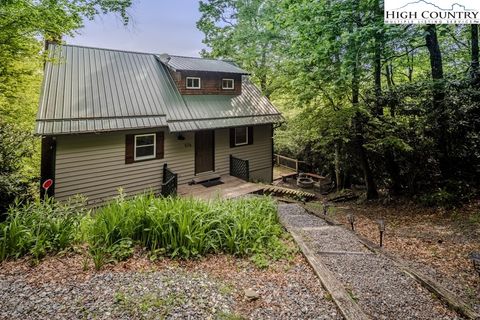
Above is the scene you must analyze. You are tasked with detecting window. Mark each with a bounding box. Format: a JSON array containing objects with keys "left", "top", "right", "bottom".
[
  {"left": 222, "top": 78, "right": 234, "bottom": 90},
  {"left": 235, "top": 127, "right": 248, "bottom": 146},
  {"left": 134, "top": 134, "right": 156, "bottom": 161},
  {"left": 186, "top": 77, "right": 201, "bottom": 89}
]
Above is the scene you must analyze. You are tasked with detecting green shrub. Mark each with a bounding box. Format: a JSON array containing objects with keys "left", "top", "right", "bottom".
[
  {"left": 0, "top": 122, "right": 38, "bottom": 215},
  {"left": 1, "top": 194, "right": 289, "bottom": 267},
  {"left": 0, "top": 197, "right": 85, "bottom": 261},
  {"left": 83, "top": 194, "right": 287, "bottom": 261}
]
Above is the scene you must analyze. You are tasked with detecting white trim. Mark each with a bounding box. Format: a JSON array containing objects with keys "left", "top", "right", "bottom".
[
  {"left": 222, "top": 78, "right": 235, "bottom": 90},
  {"left": 234, "top": 127, "right": 248, "bottom": 146},
  {"left": 186, "top": 77, "right": 201, "bottom": 89},
  {"left": 134, "top": 133, "right": 156, "bottom": 161}
]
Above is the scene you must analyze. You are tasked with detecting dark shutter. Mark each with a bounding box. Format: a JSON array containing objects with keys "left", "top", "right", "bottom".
[
  {"left": 230, "top": 128, "right": 235, "bottom": 148},
  {"left": 248, "top": 126, "right": 254, "bottom": 145},
  {"left": 40, "top": 136, "right": 56, "bottom": 199},
  {"left": 156, "top": 131, "right": 164, "bottom": 159},
  {"left": 125, "top": 134, "right": 134, "bottom": 164}
]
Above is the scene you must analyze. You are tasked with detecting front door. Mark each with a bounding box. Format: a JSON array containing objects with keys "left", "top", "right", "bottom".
[{"left": 195, "top": 130, "right": 214, "bottom": 174}]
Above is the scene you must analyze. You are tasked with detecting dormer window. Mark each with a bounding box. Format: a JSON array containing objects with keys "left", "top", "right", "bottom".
[
  {"left": 186, "top": 77, "right": 201, "bottom": 89},
  {"left": 222, "top": 78, "right": 234, "bottom": 90}
]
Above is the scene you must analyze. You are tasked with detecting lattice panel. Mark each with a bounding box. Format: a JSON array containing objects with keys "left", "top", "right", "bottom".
[{"left": 230, "top": 155, "right": 249, "bottom": 181}]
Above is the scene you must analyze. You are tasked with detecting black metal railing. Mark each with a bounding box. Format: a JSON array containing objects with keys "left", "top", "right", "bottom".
[
  {"left": 161, "top": 163, "right": 178, "bottom": 197},
  {"left": 230, "top": 155, "right": 249, "bottom": 181}
]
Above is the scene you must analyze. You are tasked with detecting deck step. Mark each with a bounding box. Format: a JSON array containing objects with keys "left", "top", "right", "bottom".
[
  {"left": 263, "top": 185, "right": 316, "bottom": 199},
  {"left": 192, "top": 174, "right": 221, "bottom": 185}
]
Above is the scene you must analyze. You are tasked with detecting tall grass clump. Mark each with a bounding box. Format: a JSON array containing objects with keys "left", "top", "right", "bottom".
[
  {"left": 0, "top": 197, "right": 85, "bottom": 261},
  {"left": 83, "top": 194, "right": 288, "bottom": 263},
  {"left": 0, "top": 193, "right": 290, "bottom": 268}
]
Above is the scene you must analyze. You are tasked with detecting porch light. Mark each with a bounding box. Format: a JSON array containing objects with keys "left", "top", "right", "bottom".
[
  {"left": 377, "top": 218, "right": 385, "bottom": 247},
  {"left": 177, "top": 134, "right": 185, "bottom": 140},
  {"left": 347, "top": 213, "right": 355, "bottom": 231}
]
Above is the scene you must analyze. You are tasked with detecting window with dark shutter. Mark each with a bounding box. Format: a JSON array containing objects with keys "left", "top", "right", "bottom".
[
  {"left": 134, "top": 134, "right": 156, "bottom": 161},
  {"left": 126, "top": 132, "right": 164, "bottom": 163},
  {"left": 230, "top": 126, "right": 254, "bottom": 147}
]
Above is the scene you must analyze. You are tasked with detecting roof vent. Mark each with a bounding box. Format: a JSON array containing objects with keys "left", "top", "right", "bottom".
[{"left": 158, "top": 53, "right": 171, "bottom": 64}]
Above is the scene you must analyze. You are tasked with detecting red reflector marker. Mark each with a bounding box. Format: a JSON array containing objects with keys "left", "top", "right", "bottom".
[{"left": 42, "top": 179, "right": 53, "bottom": 191}]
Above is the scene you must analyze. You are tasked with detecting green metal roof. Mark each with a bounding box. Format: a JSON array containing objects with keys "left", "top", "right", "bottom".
[
  {"left": 167, "top": 78, "right": 283, "bottom": 132},
  {"left": 36, "top": 45, "right": 282, "bottom": 135},
  {"left": 158, "top": 54, "right": 249, "bottom": 74}
]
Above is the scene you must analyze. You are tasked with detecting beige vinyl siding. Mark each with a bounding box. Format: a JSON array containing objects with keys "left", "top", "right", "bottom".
[
  {"left": 54, "top": 124, "right": 272, "bottom": 206},
  {"left": 213, "top": 125, "right": 273, "bottom": 180},
  {"left": 55, "top": 128, "right": 195, "bottom": 206}
]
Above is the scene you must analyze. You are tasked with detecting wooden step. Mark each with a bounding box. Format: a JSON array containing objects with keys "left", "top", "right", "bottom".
[
  {"left": 263, "top": 185, "right": 316, "bottom": 199},
  {"left": 192, "top": 174, "right": 221, "bottom": 184}
]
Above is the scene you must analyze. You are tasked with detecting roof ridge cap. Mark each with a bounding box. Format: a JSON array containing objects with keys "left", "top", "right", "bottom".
[{"left": 60, "top": 43, "right": 156, "bottom": 56}]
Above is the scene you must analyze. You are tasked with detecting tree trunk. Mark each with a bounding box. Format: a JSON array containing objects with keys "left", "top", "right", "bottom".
[
  {"left": 471, "top": 24, "right": 479, "bottom": 83},
  {"left": 425, "top": 24, "right": 451, "bottom": 180},
  {"left": 259, "top": 45, "right": 269, "bottom": 98},
  {"left": 352, "top": 60, "right": 378, "bottom": 199},
  {"left": 334, "top": 142, "right": 342, "bottom": 192},
  {"left": 373, "top": 0, "right": 383, "bottom": 116}
]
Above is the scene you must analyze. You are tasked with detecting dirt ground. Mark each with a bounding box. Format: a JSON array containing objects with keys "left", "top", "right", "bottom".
[{"left": 306, "top": 197, "right": 480, "bottom": 313}]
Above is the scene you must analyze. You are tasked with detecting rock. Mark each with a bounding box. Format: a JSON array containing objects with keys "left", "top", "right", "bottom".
[{"left": 244, "top": 288, "right": 260, "bottom": 301}]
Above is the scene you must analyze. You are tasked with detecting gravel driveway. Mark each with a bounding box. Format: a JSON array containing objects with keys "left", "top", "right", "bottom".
[{"left": 0, "top": 253, "right": 341, "bottom": 320}]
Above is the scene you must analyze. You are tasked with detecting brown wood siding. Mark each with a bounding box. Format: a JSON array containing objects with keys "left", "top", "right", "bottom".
[
  {"left": 169, "top": 70, "right": 242, "bottom": 95},
  {"left": 54, "top": 125, "right": 273, "bottom": 206}
]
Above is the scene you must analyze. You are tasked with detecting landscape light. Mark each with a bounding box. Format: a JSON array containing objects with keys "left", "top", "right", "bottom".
[
  {"left": 323, "top": 203, "right": 329, "bottom": 215},
  {"left": 347, "top": 213, "right": 355, "bottom": 231},
  {"left": 469, "top": 252, "right": 480, "bottom": 278},
  {"left": 377, "top": 218, "right": 385, "bottom": 247}
]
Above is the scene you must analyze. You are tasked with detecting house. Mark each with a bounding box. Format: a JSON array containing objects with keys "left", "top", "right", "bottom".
[{"left": 36, "top": 44, "right": 283, "bottom": 206}]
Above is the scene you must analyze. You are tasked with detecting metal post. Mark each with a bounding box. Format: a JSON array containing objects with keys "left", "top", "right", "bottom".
[{"left": 377, "top": 219, "right": 385, "bottom": 247}]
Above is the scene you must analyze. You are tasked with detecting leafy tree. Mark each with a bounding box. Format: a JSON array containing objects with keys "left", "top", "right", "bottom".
[
  {"left": 199, "top": 0, "right": 480, "bottom": 203},
  {"left": 197, "top": 0, "right": 282, "bottom": 97},
  {"left": 0, "top": 0, "right": 134, "bottom": 212}
]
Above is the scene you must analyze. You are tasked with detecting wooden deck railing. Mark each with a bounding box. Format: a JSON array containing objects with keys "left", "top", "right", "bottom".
[
  {"left": 274, "top": 154, "right": 307, "bottom": 173},
  {"left": 161, "top": 163, "right": 177, "bottom": 197}
]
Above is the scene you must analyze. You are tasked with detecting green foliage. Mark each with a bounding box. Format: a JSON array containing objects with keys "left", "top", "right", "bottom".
[
  {"left": 114, "top": 290, "right": 186, "bottom": 318},
  {"left": 83, "top": 194, "right": 288, "bottom": 263},
  {"left": 0, "top": 195, "right": 291, "bottom": 266},
  {"left": 198, "top": 1, "right": 480, "bottom": 203},
  {"left": 0, "top": 197, "right": 85, "bottom": 261},
  {"left": 197, "top": 0, "right": 282, "bottom": 96},
  {"left": 0, "top": 0, "right": 134, "bottom": 209},
  {"left": 0, "top": 121, "right": 39, "bottom": 214}
]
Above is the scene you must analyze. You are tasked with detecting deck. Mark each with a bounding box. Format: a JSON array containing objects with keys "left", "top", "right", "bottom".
[{"left": 177, "top": 175, "right": 265, "bottom": 200}]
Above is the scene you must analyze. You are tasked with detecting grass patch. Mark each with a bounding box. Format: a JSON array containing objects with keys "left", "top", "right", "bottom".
[
  {"left": 114, "top": 290, "right": 185, "bottom": 318},
  {"left": 0, "top": 194, "right": 291, "bottom": 268}
]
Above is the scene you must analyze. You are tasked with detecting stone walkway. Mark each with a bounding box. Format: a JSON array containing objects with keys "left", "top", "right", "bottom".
[{"left": 278, "top": 203, "right": 463, "bottom": 320}]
